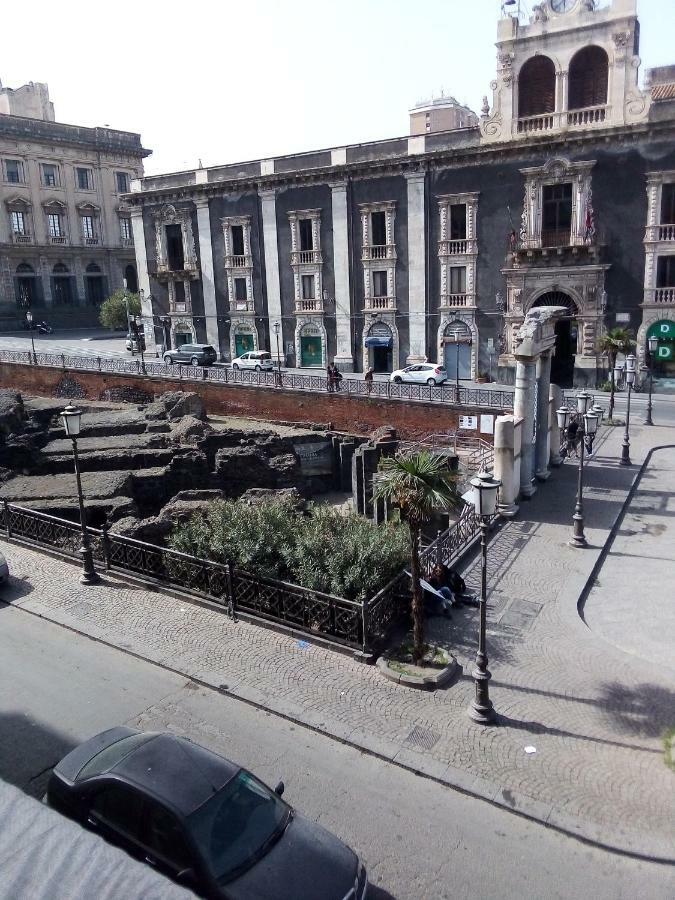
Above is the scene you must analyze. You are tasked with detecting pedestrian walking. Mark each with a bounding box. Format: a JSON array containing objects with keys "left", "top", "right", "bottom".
[
  {"left": 326, "top": 363, "right": 335, "bottom": 393},
  {"left": 333, "top": 365, "right": 343, "bottom": 392},
  {"left": 365, "top": 367, "right": 374, "bottom": 394}
]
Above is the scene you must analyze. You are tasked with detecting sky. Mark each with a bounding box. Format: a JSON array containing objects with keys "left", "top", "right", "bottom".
[{"left": 2, "top": 0, "right": 672, "bottom": 176}]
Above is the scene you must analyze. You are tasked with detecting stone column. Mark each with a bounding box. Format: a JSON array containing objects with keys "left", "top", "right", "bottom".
[
  {"left": 513, "top": 356, "right": 537, "bottom": 497},
  {"left": 195, "top": 199, "right": 221, "bottom": 355},
  {"left": 39, "top": 256, "right": 53, "bottom": 307},
  {"left": 330, "top": 181, "right": 354, "bottom": 371},
  {"left": 549, "top": 384, "right": 563, "bottom": 466},
  {"left": 259, "top": 189, "right": 282, "bottom": 330},
  {"left": 129, "top": 207, "right": 156, "bottom": 355},
  {"left": 535, "top": 350, "right": 552, "bottom": 481},
  {"left": 493, "top": 415, "right": 521, "bottom": 518},
  {"left": 405, "top": 171, "right": 426, "bottom": 364}
]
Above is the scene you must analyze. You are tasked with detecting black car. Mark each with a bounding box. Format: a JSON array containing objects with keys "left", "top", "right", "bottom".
[
  {"left": 163, "top": 344, "right": 218, "bottom": 366},
  {"left": 47, "top": 728, "right": 367, "bottom": 900}
]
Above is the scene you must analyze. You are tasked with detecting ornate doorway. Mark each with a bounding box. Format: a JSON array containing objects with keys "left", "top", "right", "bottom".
[{"left": 533, "top": 291, "right": 578, "bottom": 387}]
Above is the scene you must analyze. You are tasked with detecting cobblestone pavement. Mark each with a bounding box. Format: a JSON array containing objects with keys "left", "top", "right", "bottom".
[{"left": 2, "top": 421, "right": 674, "bottom": 860}]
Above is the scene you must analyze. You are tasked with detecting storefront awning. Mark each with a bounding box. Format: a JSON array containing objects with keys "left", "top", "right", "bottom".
[{"left": 365, "top": 336, "right": 392, "bottom": 348}]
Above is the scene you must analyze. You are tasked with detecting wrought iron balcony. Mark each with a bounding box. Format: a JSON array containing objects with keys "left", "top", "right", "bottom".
[
  {"left": 50, "top": 235, "right": 67, "bottom": 245},
  {"left": 85, "top": 237, "right": 99, "bottom": 245}
]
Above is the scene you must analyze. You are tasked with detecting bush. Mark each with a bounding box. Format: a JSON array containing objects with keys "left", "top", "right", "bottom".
[
  {"left": 168, "top": 498, "right": 408, "bottom": 601},
  {"left": 99, "top": 290, "right": 141, "bottom": 330},
  {"left": 598, "top": 380, "right": 612, "bottom": 393}
]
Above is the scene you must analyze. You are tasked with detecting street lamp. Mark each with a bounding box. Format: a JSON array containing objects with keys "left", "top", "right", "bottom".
[
  {"left": 60, "top": 404, "right": 100, "bottom": 585},
  {"left": 618, "top": 354, "right": 636, "bottom": 466},
  {"left": 134, "top": 315, "right": 147, "bottom": 375},
  {"left": 273, "top": 321, "right": 282, "bottom": 386},
  {"left": 25, "top": 310, "right": 36, "bottom": 363},
  {"left": 644, "top": 335, "right": 658, "bottom": 426},
  {"left": 468, "top": 470, "right": 502, "bottom": 725},
  {"left": 558, "top": 392, "right": 599, "bottom": 548}
]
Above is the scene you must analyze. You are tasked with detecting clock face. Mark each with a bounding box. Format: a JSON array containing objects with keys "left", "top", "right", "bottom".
[{"left": 551, "top": 0, "right": 575, "bottom": 12}]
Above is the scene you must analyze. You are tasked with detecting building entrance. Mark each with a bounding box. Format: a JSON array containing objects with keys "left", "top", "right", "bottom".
[{"left": 533, "top": 292, "right": 577, "bottom": 387}]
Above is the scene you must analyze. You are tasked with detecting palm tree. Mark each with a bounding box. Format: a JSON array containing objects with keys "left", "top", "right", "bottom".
[
  {"left": 373, "top": 451, "right": 460, "bottom": 664},
  {"left": 597, "top": 327, "right": 636, "bottom": 420}
]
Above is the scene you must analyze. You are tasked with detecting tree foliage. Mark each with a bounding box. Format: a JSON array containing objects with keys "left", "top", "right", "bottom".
[
  {"left": 168, "top": 497, "right": 408, "bottom": 602},
  {"left": 596, "top": 327, "right": 636, "bottom": 420},
  {"left": 99, "top": 290, "right": 141, "bottom": 330}
]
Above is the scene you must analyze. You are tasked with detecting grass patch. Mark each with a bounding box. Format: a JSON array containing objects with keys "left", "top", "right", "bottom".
[
  {"left": 386, "top": 642, "right": 451, "bottom": 673},
  {"left": 664, "top": 728, "right": 675, "bottom": 772}
]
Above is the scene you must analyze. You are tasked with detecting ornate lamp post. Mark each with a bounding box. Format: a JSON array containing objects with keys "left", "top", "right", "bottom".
[
  {"left": 557, "top": 391, "right": 599, "bottom": 549},
  {"left": 25, "top": 310, "right": 36, "bottom": 363},
  {"left": 60, "top": 404, "right": 100, "bottom": 585},
  {"left": 618, "top": 353, "right": 636, "bottom": 466},
  {"left": 273, "top": 321, "right": 282, "bottom": 386},
  {"left": 134, "top": 315, "right": 147, "bottom": 375},
  {"left": 643, "top": 335, "right": 658, "bottom": 426},
  {"left": 468, "top": 470, "right": 502, "bottom": 725}
]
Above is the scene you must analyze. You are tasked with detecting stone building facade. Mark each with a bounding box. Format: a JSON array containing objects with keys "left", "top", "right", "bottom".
[
  {"left": 0, "top": 81, "right": 150, "bottom": 329},
  {"left": 127, "top": 0, "right": 675, "bottom": 386}
]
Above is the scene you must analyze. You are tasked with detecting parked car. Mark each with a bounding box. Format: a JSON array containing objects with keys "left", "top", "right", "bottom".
[
  {"left": 125, "top": 331, "right": 146, "bottom": 353},
  {"left": 390, "top": 363, "right": 448, "bottom": 386},
  {"left": 231, "top": 351, "right": 274, "bottom": 371},
  {"left": 0, "top": 549, "right": 8, "bottom": 583},
  {"left": 47, "top": 728, "right": 368, "bottom": 900},
  {"left": 163, "top": 344, "right": 218, "bottom": 367}
]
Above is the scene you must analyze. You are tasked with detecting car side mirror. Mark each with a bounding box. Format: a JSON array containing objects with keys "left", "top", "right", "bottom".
[{"left": 274, "top": 781, "right": 285, "bottom": 797}]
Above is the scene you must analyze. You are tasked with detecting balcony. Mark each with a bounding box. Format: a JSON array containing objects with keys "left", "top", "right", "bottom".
[
  {"left": 362, "top": 243, "right": 396, "bottom": 261},
  {"left": 438, "top": 239, "right": 472, "bottom": 256},
  {"left": 567, "top": 105, "right": 608, "bottom": 127},
  {"left": 225, "top": 254, "right": 251, "bottom": 269},
  {"left": 169, "top": 301, "right": 191, "bottom": 314},
  {"left": 365, "top": 295, "right": 395, "bottom": 311},
  {"left": 12, "top": 232, "right": 32, "bottom": 244},
  {"left": 517, "top": 113, "right": 555, "bottom": 134},
  {"left": 291, "top": 249, "right": 322, "bottom": 265},
  {"left": 50, "top": 235, "right": 67, "bottom": 245},
  {"left": 156, "top": 260, "right": 199, "bottom": 280},
  {"left": 440, "top": 293, "right": 471, "bottom": 308},
  {"left": 650, "top": 287, "right": 675, "bottom": 305},
  {"left": 85, "top": 237, "right": 99, "bottom": 246},
  {"left": 645, "top": 223, "right": 675, "bottom": 242},
  {"left": 295, "top": 298, "right": 323, "bottom": 313},
  {"left": 231, "top": 299, "right": 255, "bottom": 313},
  {"left": 121, "top": 237, "right": 134, "bottom": 248},
  {"left": 517, "top": 106, "right": 608, "bottom": 135}
]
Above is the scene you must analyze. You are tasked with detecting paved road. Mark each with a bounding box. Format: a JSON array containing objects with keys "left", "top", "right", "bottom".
[{"left": 0, "top": 605, "right": 673, "bottom": 900}]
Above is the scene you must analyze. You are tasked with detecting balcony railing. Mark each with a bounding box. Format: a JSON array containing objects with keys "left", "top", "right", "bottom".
[
  {"left": 121, "top": 237, "right": 134, "bottom": 248},
  {"left": 363, "top": 244, "right": 396, "bottom": 261},
  {"left": 366, "top": 295, "right": 395, "bottom": 310},
  {"left": 438, "top": 239, "right": 469, "bottom": 256},
  {"left": 540, "top": 229, "right": 573, "bottom": 249},
  {"left": 517, "top": 113, "right": 555, "bottom": 134},
  {"left": 567, "top": 105, "right": 607, "bottom": 127},
  {"left": 295, "top": 298, "right": 323, "bottom": 313},
  {"left": 291, "top": 249, "right": 322, "bottom": 265},
  {"left": 651, "top": 287, "right": 675, "bottom": 304},
  {"left": 12, "top": 233, "right": 31, "bottom": 244},
  {"left": 85, "top": 237, "right": 99, "bottom": 245},
  {"left": 225, "top": 254, "right": 251, "bottom": 269},
  {"left": 50, "top": 235, "right": 67, "bottom": 245},
  {"left": 170, "top": 301, "right": 190, "bottom": 314},
  {"left": 440, "top": 293, "right": 470, "bottom": 308},
  {"left": 646, "top": 223, "right": 675, "bottom": 242}
]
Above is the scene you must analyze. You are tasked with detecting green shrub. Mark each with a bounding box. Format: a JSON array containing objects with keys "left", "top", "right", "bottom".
[
  {"left": 168, "top": 498, "right": 408, "bottom": 601},
  {"left": 598, "top": 380, "right": 612, "bottom": 392}
]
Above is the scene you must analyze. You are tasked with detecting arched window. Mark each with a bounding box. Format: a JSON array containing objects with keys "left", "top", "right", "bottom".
[
  {"left": 16, "top": 263, "right": 34, "bottom": 274},
  {"left": 86, "top": 262, "right": 102, "bottom": 273},
  {"left": 568, "top": 46, "right": 608, "bottom": 110},
  {"left": 518, "top": 56, "right": 556, "bottom": 118},
  {"left": 53, "top": 262, "right": 69, "bottom": 273}
]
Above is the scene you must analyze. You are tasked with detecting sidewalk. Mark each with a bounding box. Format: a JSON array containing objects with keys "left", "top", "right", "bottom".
[{"left": 1, "top": 421, "right": 674, "bottom": 861}]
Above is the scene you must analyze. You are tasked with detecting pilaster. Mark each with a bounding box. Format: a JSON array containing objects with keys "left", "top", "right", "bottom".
[
  {"left": 129, "top": 207, "right": 156, "bottom": 354},
  {"left": 405, "top": 171, "right": 426, "bottom": 364},
  {"left": 535, "top": 351, "right": 552, "bottom": 481},
  {"left": 514, "top": 356, "right": 537, "bottom": 498},
  {"left": 259, "top": 188, "right": 282, "bottom": 325},
  {"left": 330, "top": 181, "right": 353, "bottom": 370},
  {"left": 195, "top": 199, "right": 220, "bottom": 354}
]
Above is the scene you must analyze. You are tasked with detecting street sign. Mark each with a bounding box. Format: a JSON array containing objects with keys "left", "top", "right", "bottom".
[{"left": 647, "top": 320, "right": 675, "bottom": 339}]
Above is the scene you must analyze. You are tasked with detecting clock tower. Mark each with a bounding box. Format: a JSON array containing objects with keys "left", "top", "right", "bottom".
[{"left": 480, "top": 0, "right": 650, "bottom": 143}]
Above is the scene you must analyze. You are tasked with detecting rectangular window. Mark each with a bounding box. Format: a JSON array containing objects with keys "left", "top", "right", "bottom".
[
  {"left": 10, "top": 211, "right": 26, "bottom": 234},
  {"left": 115, "top": 172, "right": 129, "bottom": 193},
  {"left": 231, "top": 224, "right": 245, "bottom": 257},
  {"left": 372, "top": 270, "right": 388, "bottom": 297},
  {"left": 174, "top": 281, "right": 186, "bottom": 302},
  {"left": 234, "top": 277, "right": 247, "bottom": 302},
  {"left": 166, "top": 223, "right": 184, "bottom": 270},
  {"left": 120, "top": 218, "right": 132, "bottom": 240},
  {"left": 449, "top": 204, "right": 467, "bottom": 240},
  {"left": 661, "top": 183, "right": 675, "bottom": 225},
  {"left": 449, "top": 266, "right": 467, "bottom": 294},
  {"left": 371, "top": 211, "right": 387, "bottom": 246},
  {"left": 76, "top": 167, "right": 93, "bottom": 190},
  {"left": 42, "top": 163, "right": 58, "bottom": 187},
  {"left": 81, "top": 216, "right": 95, "bottom": 239},
  {"left": 301, "top": 274, "right": 315, "bottom": 300},
  {"left": 656, "top": 256, "right": 675, "bottom": 288},
  {"left": 47, "top": 213, "right": 62, "bottom": 237},
  {"left": 542, "top": 182, "right": 573, "bottom": 246},
  {"left": 5, "top": 160, "right": 23, "bottom": 183},
  {"left": 299, "top": 218, "right": 313, "bottom": 252}
]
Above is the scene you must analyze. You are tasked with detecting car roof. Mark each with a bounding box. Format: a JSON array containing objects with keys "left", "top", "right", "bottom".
[{"left": 111, "top": 733, "right": 239, "bottom": 816}]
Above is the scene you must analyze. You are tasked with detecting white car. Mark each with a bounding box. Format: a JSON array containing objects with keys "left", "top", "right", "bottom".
[
  {"left": 231, "top": 350, "right": 275, "bottom": 371},
  {"left": 0, "top": 550, "right": 8, "bottom": 583},
  {"left": 390, "top": 363, "right": 448, "bottom": 386}
]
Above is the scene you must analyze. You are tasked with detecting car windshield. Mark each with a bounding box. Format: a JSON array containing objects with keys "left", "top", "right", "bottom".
[{"left": 188, "top": 770, "right": 289, "bottom": 883}]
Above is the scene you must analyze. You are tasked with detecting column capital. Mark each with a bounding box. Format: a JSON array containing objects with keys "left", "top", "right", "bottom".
[
  {"left": 128, "top": 205, "right": 144, "bottom": 219},
  {"left": 194, "top": 197, "right": 210, "bottom": 210},
  {"left": 329, "top": 179, "right": 348, "bottom": 193},
  {"left": 258, "top": 187, "right": 277, "bottom": 201},
  {"left": 404, "top": 169, "right": 426, "bottom": 183}
]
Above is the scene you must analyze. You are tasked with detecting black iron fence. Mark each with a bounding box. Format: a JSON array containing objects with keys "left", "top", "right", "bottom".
[
  {"left": 2, "top": 499, "right": 487, "bottom": 655},
  {"left": 0, "top": 348, "right": 514, "bottom": 410}
]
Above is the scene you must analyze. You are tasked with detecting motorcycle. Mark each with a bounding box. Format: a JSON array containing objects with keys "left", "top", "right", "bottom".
[{"left": 23, "top": 320, "right": 53, "bottom": 334}]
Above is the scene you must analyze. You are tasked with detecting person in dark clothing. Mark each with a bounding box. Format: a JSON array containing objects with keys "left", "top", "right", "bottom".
[{"left": 364, "top": 367, "right": 374, "bottom": 394}]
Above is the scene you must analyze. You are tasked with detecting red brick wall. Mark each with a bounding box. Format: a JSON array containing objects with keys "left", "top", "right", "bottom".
[{"left": 0, "top": 363, "right": 504, "bottom": 442}]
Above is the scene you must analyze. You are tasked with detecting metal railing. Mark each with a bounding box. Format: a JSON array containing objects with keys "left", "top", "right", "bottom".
[{"left": 0, "top": 349, "right": 515, "bottom": 410}]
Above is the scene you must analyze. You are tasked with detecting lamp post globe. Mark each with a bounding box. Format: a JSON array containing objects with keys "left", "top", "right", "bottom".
[
  {"left": 60, "top": 404, "right": 99, "bottom": 585},
  {"left": 468, "top": 471, "right": 501, "bottom": 725},
  {"left": 25, "top": 310, "right": 36, "bottom": 362}
]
